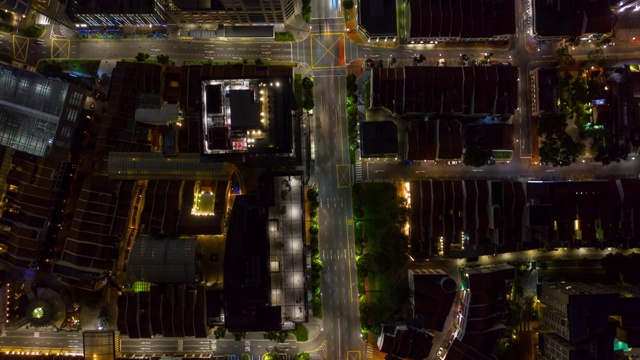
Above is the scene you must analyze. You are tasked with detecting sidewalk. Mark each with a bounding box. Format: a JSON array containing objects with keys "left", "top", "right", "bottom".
[
  {"left": 344, "top": 7, "right": 397, "bottom": 48},
  {"left": 302, "top": 316, "right": 323, "bottom": 342}
]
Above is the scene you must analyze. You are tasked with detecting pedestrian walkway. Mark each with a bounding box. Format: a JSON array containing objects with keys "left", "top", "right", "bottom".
[{"left": 23, "top": 268, "right": 36, "bottom": 301}]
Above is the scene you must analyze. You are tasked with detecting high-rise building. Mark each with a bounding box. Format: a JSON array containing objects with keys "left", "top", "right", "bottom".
[
  {"left": 0, "top": 64, "right": 87, "bottom": 162},
  {"left": 538, "top": 282, "right": 640, "bottom": 360},
  {"left": 163, "top": 0, "right": 300, "bottom": 26},
  {"left": 66, "top": 0, "right": 166, "bottom": 26}
]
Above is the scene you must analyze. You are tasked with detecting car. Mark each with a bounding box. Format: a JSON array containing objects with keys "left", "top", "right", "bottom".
[
  {"left": 437, "top": 346, "right": 445, "bottom": 357},
  {"left": 487, "top": 159, "right": 496, "bottom": 165},
  {"left": 447, "top": 160, "right": 459, "bottom": 165}
]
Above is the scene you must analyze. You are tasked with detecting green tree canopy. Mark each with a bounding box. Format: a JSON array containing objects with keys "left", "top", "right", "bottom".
[
  {"left": 156, "top": 54, "right": 170, "bottom": 65},
  {"left": 232, "top": 332, "right": 246, "bottom": 341},
  {"left": 539, "top": 134, "right": 585, "bottom": 167},
  {"left": 463, "top": 144, "right": 493, "bottom": 167},
  {"left": 135, "top": 52, "right": 149, "bottom": 62},
  {"left": 302, "top": 76, "right": 314, "bottom": 90},
  {"left": 555, "top": 45, "right": 576, "bottom": 67},
  {"left": 342, "top": 0, "right": 354, "bottom": 9}
]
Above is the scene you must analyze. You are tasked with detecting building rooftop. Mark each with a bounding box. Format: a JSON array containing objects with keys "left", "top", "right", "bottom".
[
  {"left": 409, "top": 269, "right": 457, "bottom": 332},
  {"left": 409, "top": 0, "right": 515, "bottom": 40},
  {"left": 224, "top": 195, "right": 280, "bottom": 331},
  {"left": 359, "top": 0, "right": 397, "bottom": 36},
  {"left": 377, "top": 325, "right": 433, "bottom": 360},
  {"left": 199, "top": 70, "right": 295, "bottom": 161},
  {"left": 52, "top": 176, "right": 131, "bottom": 287},
  {"left": 128, "top": 236, "right": 201, "bottom": 284},
  {"left": 0, "top": 151, "right": 62, "bottom": 268},
  {"left": 533, "top": 0, "right": 612, "bottom": 38},
  {"left": 409, "top": 180, "right": 525, "bottom": 257},
  {"left": 360, "top": 121, "right": 399, "bottom": 158},
  {"left": 372, "top": 66, "right": 519, "bottom": 117},
  {"left": 107, "top": 152, "right": 236, "bottom": 181},
  {"left": 0, "top": 64, "right": 84, "bottom": 160},
  {"left": 68, "top": 0, "right": 156, "bottom": 15},
  {"left": 268, "top": 174, "right": 307, "bottom": 325}
]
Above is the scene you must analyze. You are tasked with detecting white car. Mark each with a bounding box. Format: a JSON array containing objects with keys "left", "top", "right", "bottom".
[{"left": 446, "top": 160, "right": 459, "bottom": 165}]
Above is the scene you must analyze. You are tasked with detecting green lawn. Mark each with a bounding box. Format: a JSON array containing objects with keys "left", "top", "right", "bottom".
[
  {"left": 275, "top": 32, "right": 295, "bottom": 41},
  {"left": 292, "top": 324, "right": 308, "bottom": 342}
]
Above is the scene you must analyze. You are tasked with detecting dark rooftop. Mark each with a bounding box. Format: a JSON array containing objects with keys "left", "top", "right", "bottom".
[
  {"left": 534, "top": 0, "right": 612, "bottom": 37},
  {"left": 359, "top": 0, "right": 397, "bottom": 36},
  {"left": 360, "top": 121, "right": 399, "bottom": 157},
  {"left": 409, "top": 0, "right": 515, "bottom": 39},
  {"left": 372, "top": 66, "right": 519, "bottom": 116},
  {"left": 224, "top": 195, "right": 280, "bottom": 332},
  {"left": 229, "top": 89, "right": 261, "bottom": 129},
  {"left": 171, "top": 0, "right": 225, "bottom": 10},
  {"left": 69, "top": 0, "right": 156, "bottom": 15}
]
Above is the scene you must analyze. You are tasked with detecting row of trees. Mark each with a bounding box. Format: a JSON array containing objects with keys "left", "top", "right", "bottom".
[
  {"left": 302, "top": 0, "right": 311, "bottom": 23},
  {"left": 353, "top": 183, "right": 410, "bottom": 336},
  {"left": 308, "top": 187, "right": 323, "bottom": 318},
  {"left": 548, "top": 45, "right": 627, "bottom": 166},
  {"left": 537, "top": 114, "right": 586, "bottom": 167},
  {"left": 302, "top": 76, "right": 314, "bottom": 111},
  {"left": 135, "top": 52, "right": 172, "bottom": 65},
  {"left": 346, "top": 74, "right": 359, "bottom": 162}
]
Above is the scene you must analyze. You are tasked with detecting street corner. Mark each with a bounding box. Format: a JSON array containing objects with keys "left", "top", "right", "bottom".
[
  {"left": 346, "top": 350, "right": 361, "bottom": 360},
  {"left": 11, "top": 35, "right": 29, "bottom": 63},
  {"left": 310, "top": 33, "right": 346, "bottom": 69},
  {"left": 51, "top": 39, "right": 70, "bottom": 59},
  {"left": 346, "top": 58, "right": 365, "bottom": 77},
  {"left": 336, "top": 164, "right": 351, "bottom": 188}
]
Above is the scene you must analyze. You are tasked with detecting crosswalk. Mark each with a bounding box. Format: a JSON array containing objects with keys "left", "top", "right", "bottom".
[
  {"left": 366, "top": 345, "right": 373, "bottom": 358},
  {"left": 354, "top": 163, "right": 363, "bottom": 182}
]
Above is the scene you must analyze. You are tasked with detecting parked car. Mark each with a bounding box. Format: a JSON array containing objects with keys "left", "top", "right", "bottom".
[{"left": 446, "top": 160, "right": 459, "bottom": 165}]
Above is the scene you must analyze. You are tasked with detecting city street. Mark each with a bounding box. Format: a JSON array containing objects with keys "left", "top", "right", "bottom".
[
  {"left": 2, "top": 2, "right": 640, "bottom": 360},
  {"left": 0, "top": 331, "right": 83, "bottom": 354}
]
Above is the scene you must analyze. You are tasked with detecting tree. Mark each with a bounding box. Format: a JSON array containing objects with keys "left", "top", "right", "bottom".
[
  {"left": 413, "top": 54, "right": 426, "bottom": 65},
  {"left": 232, "top": 332, "right": 246, "bottom": 341},
  {"left": 135, "top": 52, "right": 149, "bottom": 63},
  {"left": 539, "top": 134, "right": 585, "bottom": 167},
  {"left": 255, "top": 58, "right": 264, "bottom": 65},
  {"left": 263, "top": 353, "right": 282, "bottom": 360},
  {"left": 593, "top": 139, "right": 628, "bottom": 165},
  {"left": 292, "top": 353, "right": 310, "bottom": 360},
  {"left": 463, "top": 145, "right": 493, "bottom": 167},
  {"left": 555, "top": 45, "right": 575, "bottom": 67},
  {"left": 302, "top": 76, "right": 314, "bottom": 90},
  {"left": 156, "top": 54, "right": 170, "bottom": 65},
  {"left": 346, "top": 74, "right": 358, "bottom": 94},
  {"left": 587, "top": 48, "right": 613, "bottom": 67},
  {"left": 264, "top": 330, "right": 290, "bottom": 343},
  {"left": 303, "top": 97, "right": 315, "bottom": 111},
  {"left": 342, "top": 0, "right": 354, "bottom": 9},
  {"left": 537, "top": 114, "right": 567, "bottom": 137},
  {"left": 241, "top": 355, "right": 250, "bottom": 360},
  {"left": 40, "top": 60, "right": 63, "bottom": 78},
  {"left": 213, "top": 326, "right": 227, "bottom": 339}
]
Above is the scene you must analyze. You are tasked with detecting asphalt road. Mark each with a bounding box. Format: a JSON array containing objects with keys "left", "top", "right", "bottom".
[
  {"left": 0, "top": 331, "right": 83, "bottom": 354},
  {"left": 313, "top": 65, "right": 363, "bottom": 360}
]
